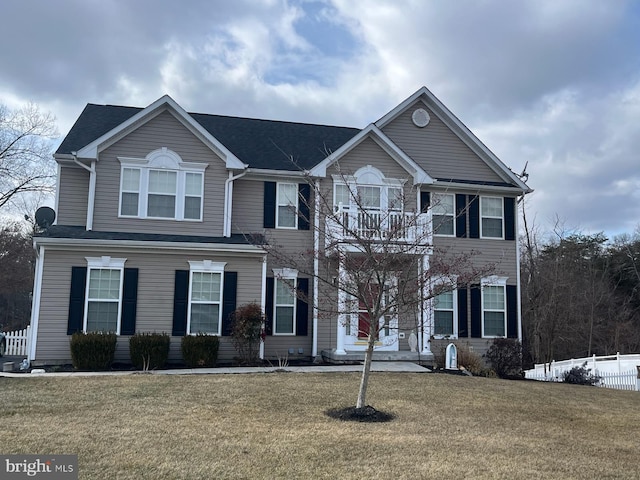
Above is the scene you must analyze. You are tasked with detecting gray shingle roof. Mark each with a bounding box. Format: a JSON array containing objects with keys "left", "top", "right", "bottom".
[{"left": 56, "top": 103, "right": 360, "bottom": 171}]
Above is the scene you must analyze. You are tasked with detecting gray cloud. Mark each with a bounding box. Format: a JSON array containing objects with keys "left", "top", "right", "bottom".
[{"left": 1, "top": 0, "right": 639, "bottom": 236}]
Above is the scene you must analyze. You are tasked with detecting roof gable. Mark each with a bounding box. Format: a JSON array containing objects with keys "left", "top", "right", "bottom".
[
  {"left": 308, "top": 124, "right": 433, "bottom": 185},
  {"left": 376, "top": 87, "right": 531, "bottom": 192}
]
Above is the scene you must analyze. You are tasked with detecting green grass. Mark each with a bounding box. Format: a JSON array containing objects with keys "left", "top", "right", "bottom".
[{"left": 1, "top": 372, "right": 639, "bottom": 479}]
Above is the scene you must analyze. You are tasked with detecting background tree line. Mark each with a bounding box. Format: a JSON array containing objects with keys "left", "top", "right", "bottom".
[{"left": 521, "top": 221, "right": 640, "bottom": 368}]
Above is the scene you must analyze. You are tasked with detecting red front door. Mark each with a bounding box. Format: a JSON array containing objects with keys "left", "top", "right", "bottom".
[{"left": 358, "top": 284, "right": 380, "bottom": 339}]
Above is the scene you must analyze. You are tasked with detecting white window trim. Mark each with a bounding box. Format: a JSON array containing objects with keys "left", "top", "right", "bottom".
[
  {"left": 83, "top": 256, "right": 127, "bottom": 335},
  {"left": 273, "top": 268, "right": 298, "bottom": 336},
  {"left": 276, "top": 182, "right": 299, "bottom": 229},
  {"left": 331, "top": 169, "right": 406, "bottom": 213},
  {"left": 432, "top": 192, "right": 455, "bottom": 237},
  {"left": 187, "top": 260, "right": 227, "bottom": 336},
  {"left": 480, "top": 196, "right": 504, "bottom": 240},
  {"left": 431, "top": 276, "right": 458, "bottom": 339},
  {"left": 118, "top": 148, "right": 207, "bottom": 222},
  {"left": 481, "top": 275, "right": 508, "bottom": 338}
]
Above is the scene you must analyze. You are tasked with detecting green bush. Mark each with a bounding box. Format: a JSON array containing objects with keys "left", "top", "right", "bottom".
[
  {"left": 129, "top": 332, "right": 170, "bottom": 370},
  {"left": 563, "top": 363, "right": 601, "bottom": 386},
  {"left": 70, "top": 332, "right": 117, "bottom": 370},
  {"left": 485, "top": 338, "right": 523, "bottom": 379},
  {"left": 231, "top": 302, "right": 264, "bottom": 365},
  {"left": 181, "top": 334, "right": 219, "bottom": 367}
]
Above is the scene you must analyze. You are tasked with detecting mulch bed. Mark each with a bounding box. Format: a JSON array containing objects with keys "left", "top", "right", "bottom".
[{"left": 325, "top": 405, "right": 395, "bottom": 423}]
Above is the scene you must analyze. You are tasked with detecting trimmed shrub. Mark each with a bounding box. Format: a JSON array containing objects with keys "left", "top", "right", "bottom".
[
  {"left": 231, "top": 302, "right": 264, "bottom": 365},
  {"left": 181, "top": 334, "right": 219, "bottom": 367},
  {"left": 70, "top": 332, "right": 117, "bottom": 370},
  {"left": 485, "top": 338, "right": 523, "bottom": 379},
  {"left": 129, "top": 332, "right": 170, "bottom": 370},
  {"left": 563, "top": 363, "right": 601, "bottom": 386}
]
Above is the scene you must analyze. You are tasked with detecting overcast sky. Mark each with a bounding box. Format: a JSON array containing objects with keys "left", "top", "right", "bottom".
[{"left": 2, "top": 0, "right": 640, "bottom": 238}]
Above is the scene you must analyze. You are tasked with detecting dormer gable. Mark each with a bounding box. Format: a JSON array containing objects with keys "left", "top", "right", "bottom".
[{"left": 74, "top": 95, "right": 246, "bottom": 170}]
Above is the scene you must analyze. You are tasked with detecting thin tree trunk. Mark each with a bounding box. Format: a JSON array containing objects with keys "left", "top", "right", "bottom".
[{"left": 356, "top": 333, "right": 376, "bottom": 409}]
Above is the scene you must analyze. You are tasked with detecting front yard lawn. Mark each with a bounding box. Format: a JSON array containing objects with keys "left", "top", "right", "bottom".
[{"left": 1, "top": 372, "right": 638, "bottom": 479}]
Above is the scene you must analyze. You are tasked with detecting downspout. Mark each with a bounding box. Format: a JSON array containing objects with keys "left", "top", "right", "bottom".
[
  {"left": 224, "top": 171, "right": 247, "bottom": 237},
  {"left": 312, "top": 180, "right": 320, "bottom": 358},
  {"left": 516, "top": 195, "right": 523, "bottom": 342},
  {"left": 28, "top": 244, "right": 45, "bottom": 362},
  {"left": 71, "top": 152, "right": 96, "bottom": 231},
  {"left": 260, "top": 255, "right": 267, "bottom": 360}
]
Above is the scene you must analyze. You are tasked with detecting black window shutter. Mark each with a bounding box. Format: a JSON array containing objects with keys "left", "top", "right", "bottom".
[
  {"left": 263, "top": 181, "right": 276, "bottom": 228},
  {"left": 120, "top": 268, "right": 138, "bottom": 335},
  {"left": 455, "top": 194, "right": 467, "bottom": 238},
  {"left": 420, "top": 191, "right": 430, "bottom": 213},
  {"left": 469, "top": 195, "right": 480, "bottom": 239},
  {"left": 298, "top": 183, "right": 310, "bottom": 230},
  {"left": 67, "top": 266, "right": 87, "bottom": 335},
  {"left": 221, "top": 271, "right": 238, "bottom": 336},
  {"left": 172, "top": 270, "right": 189, "bottom": 336},
  {"left": 457, "top": 287, "right": 468, "bottom": 337},
  {"left": 296, "top": 278, "right": 309, "bottom": 336},
  {"left": 265, "top": 277, "right": 274, "bottom": 335},
  {"left": 506, "top": 285, "right": 518, "bottom": 338},
  {"left": 470, "top": 285, "right": 482, "bottom": 338},
  {"left": 504, "top": 197, "right": 516, "bottom": 241}
]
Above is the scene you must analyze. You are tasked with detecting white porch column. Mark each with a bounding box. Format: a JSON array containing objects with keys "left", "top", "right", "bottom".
[
  {"left": 335, "top": 254, "right": 347, "bottom": 354},
  {"left": 421, "top": 254, "right": 432, "bottom": 354}
]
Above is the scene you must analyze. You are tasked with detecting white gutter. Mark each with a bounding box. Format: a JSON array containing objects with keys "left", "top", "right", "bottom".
[
  {"left": 224, "top": 171, "right": 247, "bottom": 237},
  {"left": 71, "top": 152, "right": 96, "bottom": 231},
  {"left": 245, "top": 168, "right": 308, "bottom": 178},
  {"left": 33, "top": 236, "right": 265, "bottom": 254},
  {"left": 312, "top": 180, "right": 320, "bottom": 358},
  {"left": 28, "top": 245, "right": 45, "bottom": 362}
]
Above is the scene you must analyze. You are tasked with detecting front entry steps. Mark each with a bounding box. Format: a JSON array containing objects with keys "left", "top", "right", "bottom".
[{"left": 321, "top": 349, "right": 435, "bottom": 366}]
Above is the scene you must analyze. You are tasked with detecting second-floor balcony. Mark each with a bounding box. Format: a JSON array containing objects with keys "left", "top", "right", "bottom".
[{"left": 325, "top": 206, "right": 431, "bottom": 250}]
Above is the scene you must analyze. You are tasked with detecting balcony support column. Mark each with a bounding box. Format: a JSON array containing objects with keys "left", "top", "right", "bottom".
[{"left": 335, "top": 252, "right": 347, "bottom": 355}]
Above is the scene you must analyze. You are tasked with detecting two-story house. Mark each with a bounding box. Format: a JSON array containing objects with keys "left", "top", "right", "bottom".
[{"left": 27, "top": 87, "right": 531, "bottom": 366}]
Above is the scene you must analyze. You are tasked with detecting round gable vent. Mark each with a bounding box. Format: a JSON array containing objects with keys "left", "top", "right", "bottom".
[{"left": 412, "top": 108, "right": 430, "bottom": 128}]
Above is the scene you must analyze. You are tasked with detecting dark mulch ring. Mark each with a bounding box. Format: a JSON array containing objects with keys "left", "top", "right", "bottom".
[{"left": 325, "top": 405, "right": 395, "bottom": 423}]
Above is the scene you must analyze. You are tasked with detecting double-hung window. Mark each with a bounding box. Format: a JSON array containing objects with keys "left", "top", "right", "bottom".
[
  {"left": 187, "top": 261, "right": 226, "bottom": 335},
  {"left": 84, "top": 257, "right": 126, "bottom": 333},
  {"left": 434, "top": 290, "right": 456, "bottom": 337},
  {"left": 334, "top": 183, "right": 351, "bottom": 212},
  {"left": 482, "top": 276, "right": 507, "bottom": 337},
  {"left": 432, "top": 193, "right": 454, "bottom": 236},
  {"left": 273, "top": 269, "right": 297, "bottom": 335},
  {"left": 119, "top": 148, "right": 206, "bottom": 221},
  {"left": 276, "top": 183, "right": 298, "bottom": 228},
  {"left": 481, "top": 197, "right": 503, "bottom": 238}
]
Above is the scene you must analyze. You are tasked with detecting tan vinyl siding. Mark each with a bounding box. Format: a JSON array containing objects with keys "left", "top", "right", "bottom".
[
  {"left": 231, "top": 178, "right": 264, "bottom": 235},
  {"left": 34, "top": 247, "right": 264, "bottom": 364},
  {"left": 92, "top": 110, "right": 227, "bottom": 236},
  {"left": 328, "top": 137, "right": 410, "bottom": 180},
  {"left": 433, "top": 236, "right": 518, "bottom": 279},
  {"left": 382, "top": 102, "right": 505, "bottom": 183},
  {"left": 56, "top": 165, "right": 89, "bottom": 226}
]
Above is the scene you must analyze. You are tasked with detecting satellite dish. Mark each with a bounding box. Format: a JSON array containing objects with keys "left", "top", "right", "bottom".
[{"left": 35, "top": 207, "right": 56, "bottom": 229}]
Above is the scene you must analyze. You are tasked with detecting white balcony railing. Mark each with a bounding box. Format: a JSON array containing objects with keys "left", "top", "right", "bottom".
[{"left": 325, "top": 207, "right": 430, "bottom": 246}]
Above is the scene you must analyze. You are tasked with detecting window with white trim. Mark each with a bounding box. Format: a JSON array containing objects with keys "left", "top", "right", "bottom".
[
  {"left": 432, "top": 193, "right": 454, "bottom": 236},
  {"left": 276, "top": 182, "right": 298, "bottom": 228},
  {"left": 118, "top": 148, "right": 206, "bottom": 221},
  {"left": 187, "top": 261, "right": 226, "bottom": 335},
  {"left": 273, "top": 268, "right": 297, "bottom": 335},
  {"left": 434, "top": 290, "right": 456, "bottom": 337},
  {"left": 482, "top": 276, "right": 507, "bottom": 337},
  {"left": 84, "top": 257, "right": 126, "bottom": 333},
  {"left": 481, "top": 196, "right": 503, "bottom": 238},
  {"left": 334, "top": 183, "right": 351, "bottom": 212}
]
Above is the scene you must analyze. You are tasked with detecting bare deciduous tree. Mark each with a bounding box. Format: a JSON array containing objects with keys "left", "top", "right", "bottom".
[
  {"left": 0, "top": 103, "right": 58, "bottom": 210},
  {"left": 261, "top": 172, "right": 496, "bottom": 410}
]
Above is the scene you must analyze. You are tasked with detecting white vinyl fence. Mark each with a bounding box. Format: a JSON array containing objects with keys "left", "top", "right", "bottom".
[
  {"left": 525, "top": 353, "right": 640, "bottom": 392},
  {"left": 3, "top": 326, "right": 30, "bottom": 356}
]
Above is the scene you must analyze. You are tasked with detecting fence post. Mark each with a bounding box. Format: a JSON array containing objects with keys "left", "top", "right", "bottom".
[{"left": 636, "top": 366, "right": 640, "bottom": 392}]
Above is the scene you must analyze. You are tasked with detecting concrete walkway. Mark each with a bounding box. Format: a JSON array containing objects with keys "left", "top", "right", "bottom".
[{"left": 0, "top": 362, "right": 430, "bottom": 378}]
